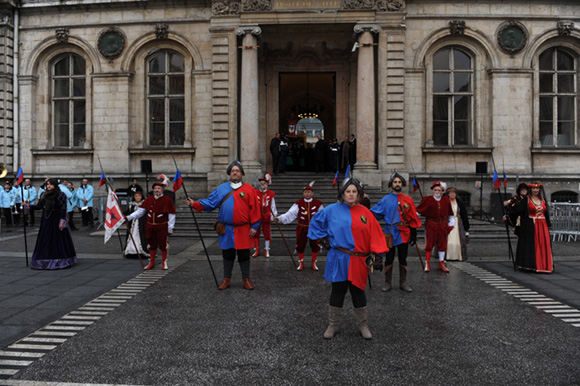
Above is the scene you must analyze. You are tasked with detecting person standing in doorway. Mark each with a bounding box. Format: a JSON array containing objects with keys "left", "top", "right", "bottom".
[{"left": 270, "top": 133, "right": 281, "bottom": 175}]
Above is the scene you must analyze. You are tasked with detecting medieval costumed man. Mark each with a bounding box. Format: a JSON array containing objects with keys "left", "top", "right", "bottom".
[
  {"left": 308, "top": 178, "right": 388, "bottom": 340},
  {"left": 252, "top": 173, "right": 277, "bottom": 258},
  {"left": 416, "top": 181, "right": 455, "bottom": 273},
  {"left": 187, "top": 161, "right": 261, "bottom": 290},
  {"left": 371, "top": 172, "right": 422, "bottom": 292},
  {"left": 275, "top": 181, "right": 324, "bottom": 271},
  {"left": 125, "top": 175, "right": 176, "bottom": 270}
]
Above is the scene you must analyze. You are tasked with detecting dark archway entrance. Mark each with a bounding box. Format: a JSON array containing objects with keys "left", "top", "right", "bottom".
[
  {"left": 278, "top": 72, "right": 336, "bottom": 172},
  {"left": 279, "top": 72, "right": 336, "bottom": 141}
]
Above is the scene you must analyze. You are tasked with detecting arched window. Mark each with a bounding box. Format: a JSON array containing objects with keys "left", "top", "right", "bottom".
[
  {"left": 52, "top": 54, "right": 86, "bottom": 148},
  {"left": 147, "top": 50, "right": 185, "bottom": 146},
  {"left": 296, "top": 117, "right": 324, "bottom": 144},
  {"left": 551, "top": 190, "right": 578, "bottom": 203},
  {"left": 432, "top": 47, "right": 473, "bottom": 146},
  {"left": 539, "top": 47, "right": 577, "bottom": 147}
]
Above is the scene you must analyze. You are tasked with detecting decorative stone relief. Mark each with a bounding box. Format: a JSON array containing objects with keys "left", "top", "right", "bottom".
[
  {"left": 0, "top": 12, "right": 12, "bottom": 25},
  {"left": 55, "top": 27, "right": 70, "bottom": 43},
  {"left": 97, "top": 27, "right": 125, "bottom": 59},
  {"left": 242, "top": 0, "right": 272, "bottom": 12},
  {"left": 449, "top": 20, "right": 466, "bottom": 35},
  {"left": 322, "top": 41, "right": 352, "bottom": 59},
  {"left": 343, "top": 0, "right": 374, "bottom": 10},
  {"left": 155, "top": 23, "right": 169, "bottom": 39},
  {"left": 263, "top": 42, "right": 293, "bottom": 58},
  {"left": 212, "top": 0, "right": 241, "bottom": 15},
  {"left": 497, "top": 21, "right": 528, "bottom": 54},
  {"left": 376, "top": 0, "right": 405, "bottom": 12},
  {"left": 557, "top": 21, "right": 574, "bottom": 36}
]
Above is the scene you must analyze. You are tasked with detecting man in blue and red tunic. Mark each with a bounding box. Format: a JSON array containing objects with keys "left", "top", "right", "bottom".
[
  {"left": 416, "top": 181, "right": 455, "bottom": 272},
  {"left": 275, "top": 181, "right": 324, "bottom": 271},
  {"left": 371, "top": 172, "right": 422, "bottom": 292},
  {"left": 126, "top": 178, "right": 176, "bottom": 270},
  {"left": 187, "top": 161, "right": 261, "bottom": 290},
  {"left": 308, "top": 178, "right": 388, "bottom": 340}
]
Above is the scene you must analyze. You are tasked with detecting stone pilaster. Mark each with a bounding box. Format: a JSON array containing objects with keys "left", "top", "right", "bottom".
[
  {"left": 0, "top": 6, "right": 14, "bottom": 169},
  {"left": 210, "top": 28, "right": 236, "bottom": 176},
  {"left": 236, "top": 25, "right": 261, "bottom": 174}
]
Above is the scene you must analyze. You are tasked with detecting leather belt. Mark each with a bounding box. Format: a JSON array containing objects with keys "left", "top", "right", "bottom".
[
  {"left": 335, "top": 247, "right": 369, "bottom": 257},
  {"left": 393, "top": 221, "right": 409, "bottom": 227}
]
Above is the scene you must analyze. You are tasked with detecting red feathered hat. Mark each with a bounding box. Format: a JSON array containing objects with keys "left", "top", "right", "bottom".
[
  {"left": 430, "top": 181, "right": 446, "bottom": 191},
  {"left": 303, "top": 180, "right": 315, "bottom": 191}
]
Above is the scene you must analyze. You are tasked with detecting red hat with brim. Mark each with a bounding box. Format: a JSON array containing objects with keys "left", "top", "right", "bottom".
[{"left": 431, "top": 181, "right": 443, "bottom": 190}]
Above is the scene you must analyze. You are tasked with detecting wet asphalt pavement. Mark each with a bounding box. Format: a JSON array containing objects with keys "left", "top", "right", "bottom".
[{"left": 0, "top": 225, "right": 579, "bottom": 385}]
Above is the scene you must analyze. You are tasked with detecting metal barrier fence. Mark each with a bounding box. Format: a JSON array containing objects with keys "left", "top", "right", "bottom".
[{"left": 550, "top": 202, "right": 580, "bottom": 242}]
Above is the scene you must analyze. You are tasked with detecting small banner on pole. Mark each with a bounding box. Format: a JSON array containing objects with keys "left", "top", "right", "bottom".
[{"left": 104, "top": 187, "right": 125, "bottom": 244}]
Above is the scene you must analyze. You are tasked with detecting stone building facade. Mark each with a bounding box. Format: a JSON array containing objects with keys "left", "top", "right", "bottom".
[{"left": 0, "top": 0, "right": 579, "bottom": 212}]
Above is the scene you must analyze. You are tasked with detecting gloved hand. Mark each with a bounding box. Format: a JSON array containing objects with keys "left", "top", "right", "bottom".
[
  {"left": 372, "top": 254, "right": 383, "bottom": 272},
  {"left": 320, "top": 237, "right": 331, "bottom": 250},
  {"left": 409, "top": 228, "right": 417, "bottom": 246},
  {"left": 168, "top": 227, "right": 173, "bottom": 234}
]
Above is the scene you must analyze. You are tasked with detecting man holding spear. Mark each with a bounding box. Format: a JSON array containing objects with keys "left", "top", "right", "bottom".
[
  {"left": 187, "top": 161, "right": 261, "bottom": 290},
  {"left": 126, "top": 175, "right": 176, "bottom": 270}
]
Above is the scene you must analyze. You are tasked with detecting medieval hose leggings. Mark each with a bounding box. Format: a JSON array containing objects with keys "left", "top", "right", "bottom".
[
  {"left": 329, "top": 281, "right": 366, "bottom": 308},
  {"left": 384, "top": 243, "right": 409, "bottom": 266},
  {"left": 222, "top": 248, "right": 251, "bottom": 279}
]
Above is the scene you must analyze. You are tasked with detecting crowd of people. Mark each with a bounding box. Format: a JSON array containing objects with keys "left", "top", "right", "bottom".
[
  {"left": 269, "top": 133, "right": 357, "bottom": 175},
  {"left": 2, "top": 157, "right": 556, "bottom": 339}
]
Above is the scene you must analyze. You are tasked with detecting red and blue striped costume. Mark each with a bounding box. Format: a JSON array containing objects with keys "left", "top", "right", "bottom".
[
  {"left": 197, "top": 183, "right": 261, "bottom": 250},
  {"left": 308, "top": 202, "right": 388, "bottom": 290}
]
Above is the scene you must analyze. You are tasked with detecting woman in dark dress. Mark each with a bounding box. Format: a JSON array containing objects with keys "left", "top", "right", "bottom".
[
  {"left": 26, "top": 178, "right": 77, "bottom": 270},
  {"left": 508, "top": 181, "right": 553, "bottom": 273}
]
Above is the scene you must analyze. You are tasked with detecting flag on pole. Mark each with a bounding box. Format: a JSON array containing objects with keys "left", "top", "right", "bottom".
[
  {"left": 492, "top": 170, "right": 501, "bottom": 191},
  {"left": 412, "top": 176, "right": 420, "bottom": 193},
  {"left": 344, "top": 165, "right": 351, "bottom": 179},
  {"left": 503, "top": 171, "right": 508, "bottom": 188},
  {"left": 332, "top": 171, "right": 339, "bottom": 188},
  {"left": 98, "top": 172, "right": 106, "bottom": 189},
  {"left": 15, "top": 167, "right": 24, "bottom": 186},
  {"left": 172, "top": 168, "right": 183, "bottom": 192},
  {"left": 104, "top": 187, "right": 125, "bottom": 244}
]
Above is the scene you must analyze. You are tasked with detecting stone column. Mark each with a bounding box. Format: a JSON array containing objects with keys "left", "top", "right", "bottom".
[
  {"left": 236, "top": 25, "right": 261, "bottom": 172},
  {"left": 353, "top": 23, "right": 379, "bottom": 171}
]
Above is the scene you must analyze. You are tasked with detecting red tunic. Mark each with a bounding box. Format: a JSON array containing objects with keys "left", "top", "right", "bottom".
[
  {"left": 397, "top": 194, "right": 422, "bottom": 244},
  {"left": 140, "top": 195, "right": 176, "bottom": 251},
  {"left": 416, "top": 195, "right": 453, "bottom": 252},
  {"left": 254, "top": 188, "right": 276, "bottom": 241}
]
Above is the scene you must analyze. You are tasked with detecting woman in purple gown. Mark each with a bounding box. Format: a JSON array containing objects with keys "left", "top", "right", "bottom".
[{"left": 26, "top": 178, "right": 77, "bottom": 269}]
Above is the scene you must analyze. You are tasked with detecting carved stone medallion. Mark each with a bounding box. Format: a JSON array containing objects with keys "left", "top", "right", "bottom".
[
  {"left": 97, "top": 27, "right": 125, "bottom": 59},
  {"left": 497, "top": 21, "right": 528, "bottom": 54},
  {"left": 557, "top": 21, "right": 574, "bottom": 36}
]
